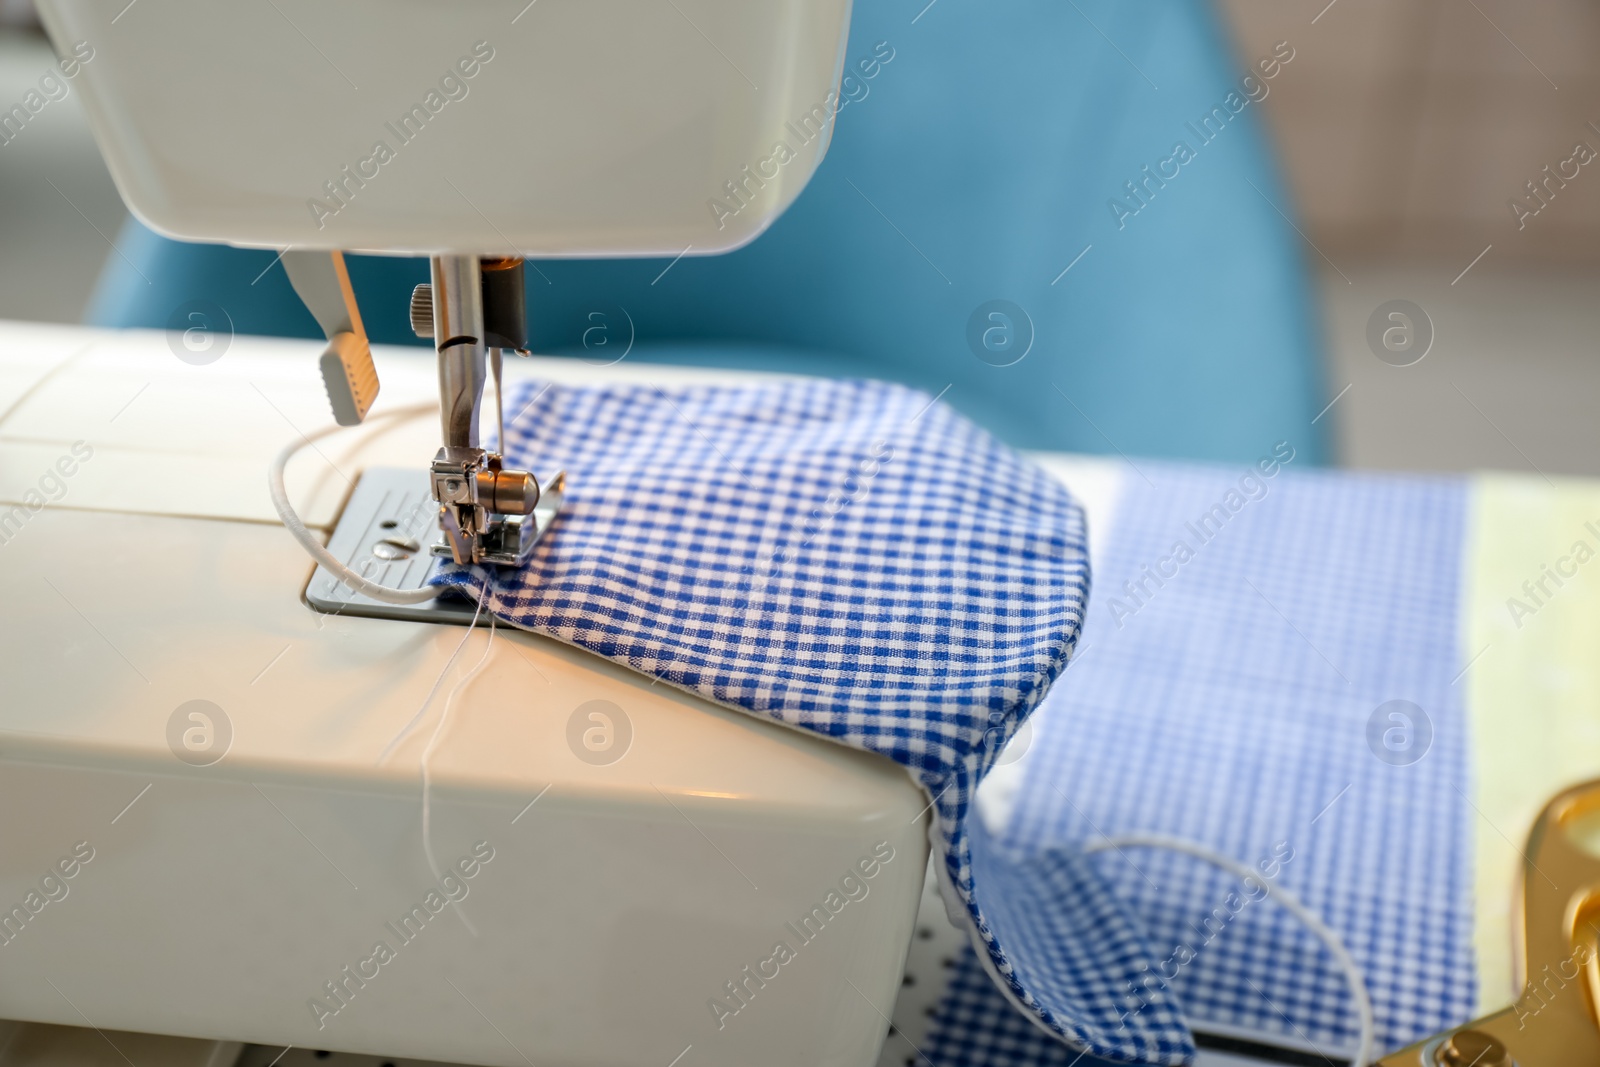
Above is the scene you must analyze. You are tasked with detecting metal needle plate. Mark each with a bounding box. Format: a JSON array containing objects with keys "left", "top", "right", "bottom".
[{"left": 305, "top": 467, "right": 483, "bottom": 625}]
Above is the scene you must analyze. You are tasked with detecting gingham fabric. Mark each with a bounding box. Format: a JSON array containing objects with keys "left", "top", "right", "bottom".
[
  {"left": 925, "top": 463, "right": 1475, "bottom": 1065},
  {"left": 432, "top": 377, "right": 1194, "bottom": 1063},
  {"left": 930, "top": 948, "right": 1108, "bottom": 1067}
]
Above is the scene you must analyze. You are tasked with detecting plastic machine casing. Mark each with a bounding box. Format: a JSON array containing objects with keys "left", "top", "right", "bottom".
[{"left": 33, "top": 0, "right": 854, "bottom": 254}]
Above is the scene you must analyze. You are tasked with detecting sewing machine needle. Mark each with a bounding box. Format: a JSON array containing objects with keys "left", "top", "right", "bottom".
[{"left": 491, "top": 346, "right": 505, "bottom": 453}]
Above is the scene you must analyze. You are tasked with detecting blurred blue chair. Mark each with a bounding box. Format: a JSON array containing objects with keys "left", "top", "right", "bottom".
[{"left": 87, "top": 0, "right": 1328, "bottom": 464}]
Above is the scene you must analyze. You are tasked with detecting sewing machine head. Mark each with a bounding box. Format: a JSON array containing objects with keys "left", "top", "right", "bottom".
[
  {"left": 1, "top": 8, "right": 945, "bottom": 1067},
  {"left": 32, "top": 0, "right": 855, "bottom": 566}
]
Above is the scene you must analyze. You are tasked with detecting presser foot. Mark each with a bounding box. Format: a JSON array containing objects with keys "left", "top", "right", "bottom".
[
  {"left": 430, "top": 470, "right": 565, "bottom": 567},
  {"left": 305, "top": 467, "right": 561, "bottom": 625},
  {"left": 428, "top": 444, "right": 564, "bottom": 567}
]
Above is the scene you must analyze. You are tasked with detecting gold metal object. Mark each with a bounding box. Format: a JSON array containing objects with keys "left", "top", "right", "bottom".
[
  {"left": 1435, "top": 1030, "right": 1508, "bottom": 1067},
  {"left": 1378, "top": 780, "right": 1600, "bottom": 1065}
]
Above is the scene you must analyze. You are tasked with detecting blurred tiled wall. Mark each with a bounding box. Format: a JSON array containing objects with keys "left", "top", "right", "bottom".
[{"left": 1221, "top": 0, "right": 1600, "bottom": 264}]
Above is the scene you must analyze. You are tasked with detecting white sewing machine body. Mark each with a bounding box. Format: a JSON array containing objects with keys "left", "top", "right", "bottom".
[
  {"left": 7, "top": 4, "right": 939, "bottom": 1064},
  {"left": 32, "top": 0, "right": 853, "bottom": 255},
  {"left": 0, "top": 326, "right": 929, "bottom": 1067}
]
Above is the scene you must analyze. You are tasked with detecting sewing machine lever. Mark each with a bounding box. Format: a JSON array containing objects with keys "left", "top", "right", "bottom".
[{"left": 282, "top": 250, "right": 380, "bottom": 427}]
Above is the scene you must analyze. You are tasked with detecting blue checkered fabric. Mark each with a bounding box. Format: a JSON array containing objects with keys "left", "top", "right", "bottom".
[
  {"left": 432, "top": 377, "right": 1194, "bottom": 1063},
  {"left": 969, "top": 819, "right": 1192, "bottom": 1060},
  {"left": 924, "top": 461, "right": 1475, "bottom": 1065},
  {"left": 929, "top": 947, "right": 1132, "bottom": 1067}
]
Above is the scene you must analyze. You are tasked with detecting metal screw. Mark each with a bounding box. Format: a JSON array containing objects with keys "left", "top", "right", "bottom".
[
  {"left": 371, "top": 536, "right": 420, "bottom": 561},
  {"left": 1436, "top": 1030, "right": 1508, "bottom": 1067}
]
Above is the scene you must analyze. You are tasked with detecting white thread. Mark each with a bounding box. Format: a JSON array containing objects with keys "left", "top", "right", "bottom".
[
  {"left": 376, "top": 583, "right": 490, "bottom": 765},
  {"left": 266, "top": 404, "right": 441, "bottom": 604},
  {"left": 267, "top": 403, "right": 489, "bottom": 761},
  {"left": 267, "top": 410, "right": 503, "bottom": 933},
  {"left": 371, "top": 581, "right": 493, "bottom": 935},
  {"left": 420, "top": 607, "right": 497, "bottom": 936},
  {"left": 1083, "top": 833, "right": 1375, "bottom": 1066}
]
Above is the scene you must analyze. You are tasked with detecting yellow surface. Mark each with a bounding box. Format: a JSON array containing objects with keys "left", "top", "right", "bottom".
[{"left": 1463, "top": 473, "right": 1600, "bottom": 1011}]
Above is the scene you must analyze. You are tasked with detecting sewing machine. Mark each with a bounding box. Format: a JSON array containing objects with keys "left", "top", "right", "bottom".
[
  {"left": 0, "top": 3, "right": 938, "bottom": 1066},
  {"left": 39, "top": 0, "right": 860, "bottom": 576}
]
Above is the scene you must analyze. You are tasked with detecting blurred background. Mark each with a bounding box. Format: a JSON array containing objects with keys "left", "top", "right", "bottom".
[{"left": 2, "top": 0, "right": 1597, "bottom": 475}]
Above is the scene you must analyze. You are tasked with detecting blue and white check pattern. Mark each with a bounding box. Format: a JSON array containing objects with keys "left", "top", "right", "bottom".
[
  {"left": 929, "top": 946, "right": 1129, "bottom": 1067},
  {"left": 432, "top": 378, "right": 1193, "bottom": 1063},
  {"left": 925, "top": 462, "right": 1475, "bottom": 1065}
]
